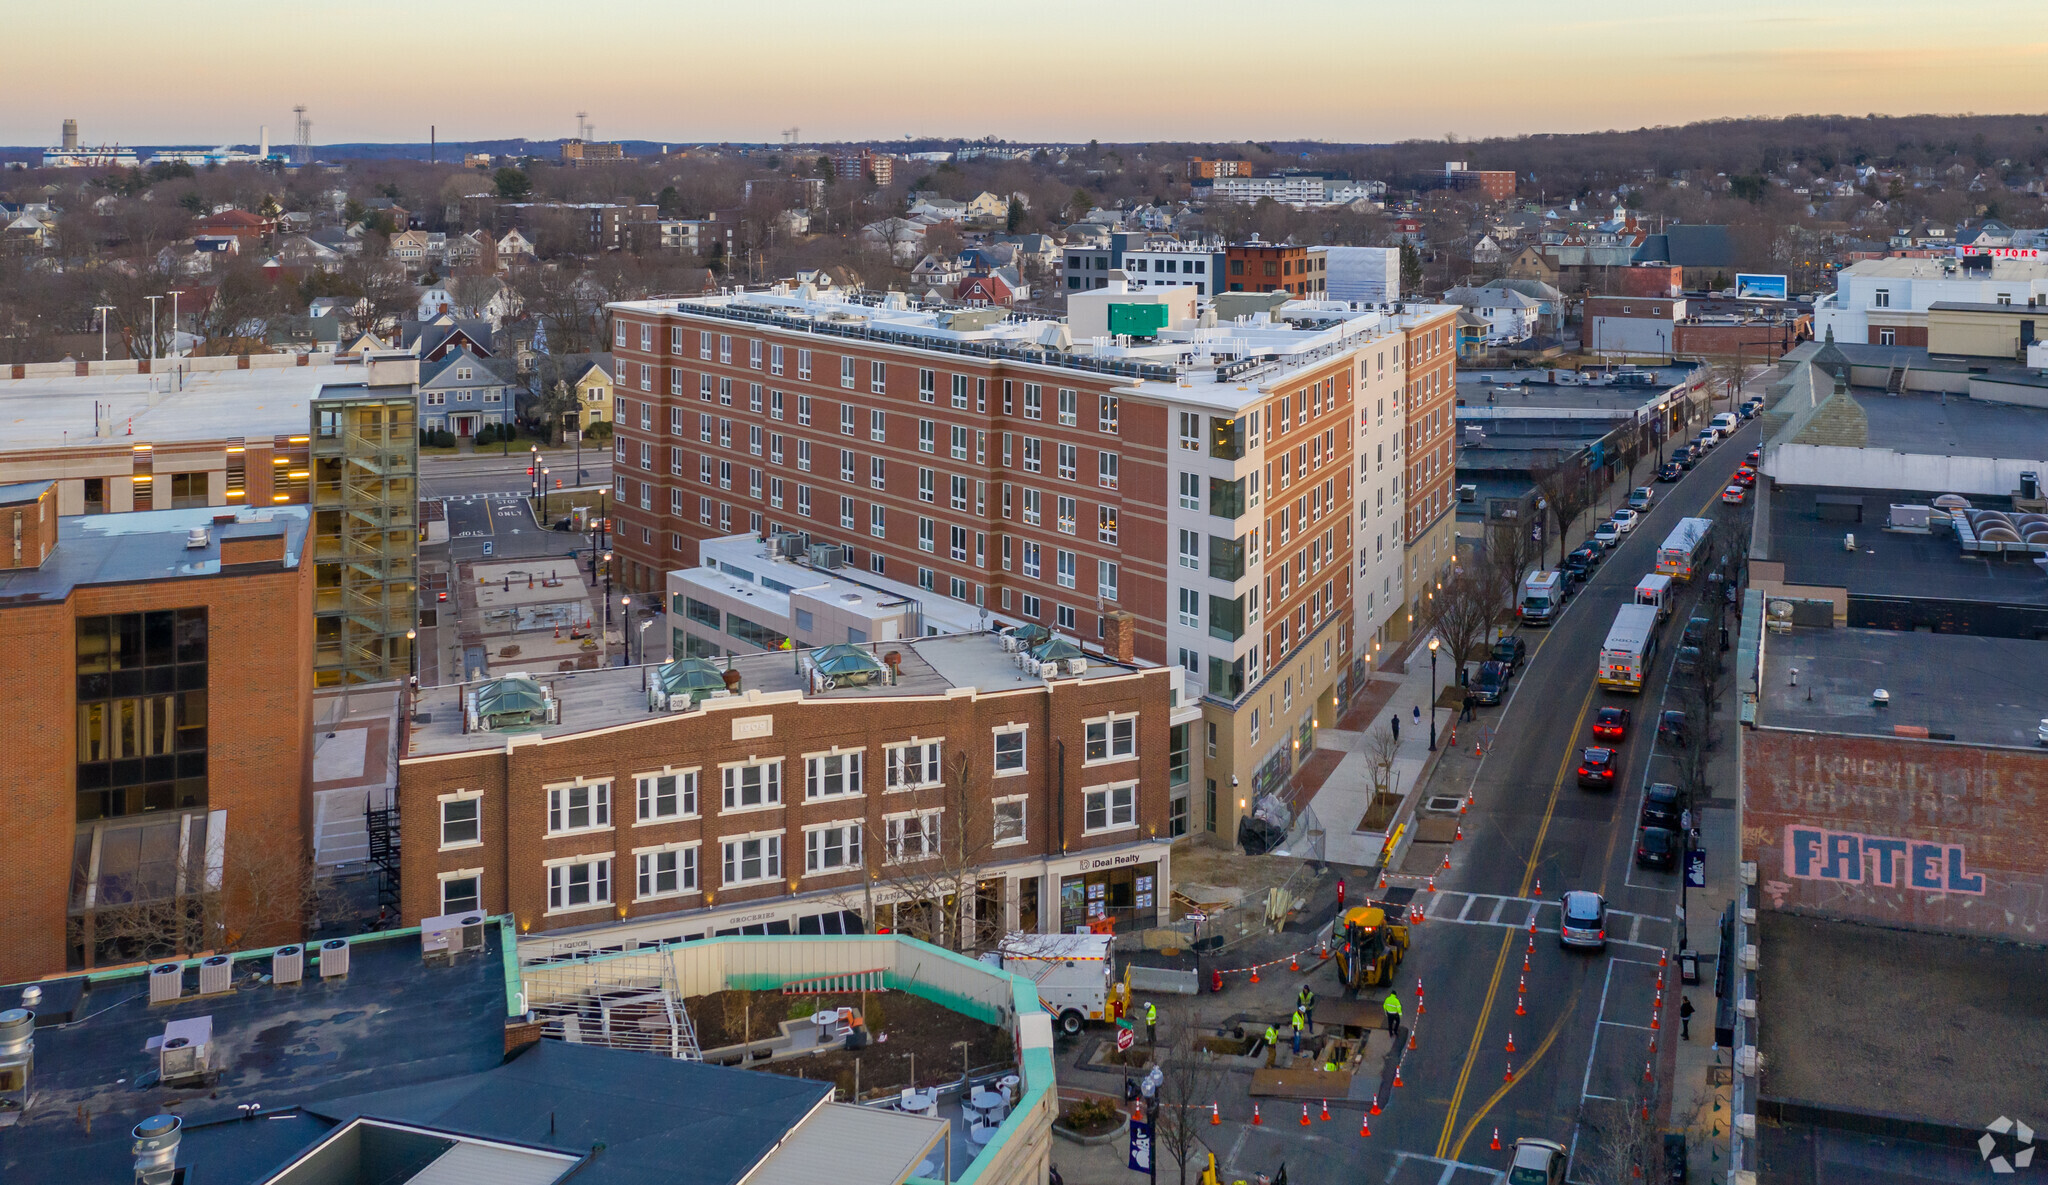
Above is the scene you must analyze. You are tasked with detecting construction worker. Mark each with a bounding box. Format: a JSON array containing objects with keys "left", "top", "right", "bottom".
[
  {"left": 1290, "top": 1007, "right": 1305, "bottom": 1055},
  {"left": 1296, "top": 983, "right": 1316, "bottom": 1027},
  {"left": 1143, "top": 999, "right": 1158, "bottom": 1045},
  {"left": 1383, "top": 990, "right": 1403, "bottom": 1038},
  {"left": 1261, "top": 1023, "right": 1279, "bottom": 1066}
]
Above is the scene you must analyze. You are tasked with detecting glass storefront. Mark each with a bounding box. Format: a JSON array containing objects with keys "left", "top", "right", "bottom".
[{"left": 1058, "top": 861, "right": 1159, "bottom": 933}]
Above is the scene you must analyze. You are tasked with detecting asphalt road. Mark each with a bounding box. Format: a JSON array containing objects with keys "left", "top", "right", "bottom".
[
  {"left": 420, "top": 451, "right": 612, "bottom": 499},
  {"left": 1212, "top": 416, "right": 1761, "bottom": 1185}
]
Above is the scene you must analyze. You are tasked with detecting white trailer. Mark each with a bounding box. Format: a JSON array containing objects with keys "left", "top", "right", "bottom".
[{"left": 992, "top": 932, "right": 1123, "bottom": 1035}]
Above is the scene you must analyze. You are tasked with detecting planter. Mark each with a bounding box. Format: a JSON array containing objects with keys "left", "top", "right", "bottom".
[{"left": 1051, "top": 1118, "right": 1127, "bottom": 1146}]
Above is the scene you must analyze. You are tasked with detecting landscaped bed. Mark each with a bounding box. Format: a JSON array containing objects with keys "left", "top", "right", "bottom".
[{"left": 684, "top": 988, "right": 1013, "bottom": 1101}]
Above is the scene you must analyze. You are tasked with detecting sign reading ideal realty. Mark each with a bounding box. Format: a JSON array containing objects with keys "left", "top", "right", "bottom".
[{"left": 1783, "top": 826, "right": 1985, "bottom": 894}]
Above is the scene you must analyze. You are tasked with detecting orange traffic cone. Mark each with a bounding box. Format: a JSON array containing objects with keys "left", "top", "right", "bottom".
[
  {"left": 1658, "top": 948, "right": 1668, "bottom": 968},
  {"left": 1534, "top": 878, "right": 1543, "bottom": 897},
  {"left": 1516, "top": 994, "right": 1526, "bottom": 1017},
  {"left": 1300, "top": 1104, "right": 1311, "bottom": 1127},
  {"left": 1427, "top": 876, "right": 1437, "bottom": 893},
  {"left": 1393, "top": 1063, "right": 1405, "bottom": 1088},
  {"left": 1650, "top": 1010, "right": 1660, "bottom": 1031},
  {"left": 1376, "top": 871, "right": 1388, "bottom": 891},
  {"left": 1641, "top": 1096, "right": 1651, "bottom": 1120},
  {"left": 1251, "top": 966, "right": 1260, "bottom": 984},
  {"left": 1522, "top": 952, "right": 1531, "bottom": 973},
  {"left": 1289, "top": 953, "right": 1300, "bottom": 972},
  {"left": 1643, "top": 1060, "right": 1654, "bottom": 1082},
  {"left": 1252, "top": 1104, "right": 1262, "bottom": 1126},
  {"left": 1506, "top": 1032, "right": 1517, "bottom": 1053},
  {"left": 1369, "top": 1093, "right": 1381, "bottom": 1115},
  {"left": 1491, "top": 1127, "right": 1502, "bottom": 1151},
  {"left": 1360, "top": 1113, "right": 1372, "bottom": 1138},
  {"left": 1474, "top": 736, "right": 1483, "bottom": 756},
  {"left": 1211, "top": 1102, "right": 1220, "bottom": 1126},
  {"left": 1441, "top": 852, "right": 1452, "bottom": 872},
  {"left": 1454, "top": 824, "right": 1464, "bottom": 842},
  {"left": 1655, "top": 972, "right": 1665, "bottom": 992},
  {"left": 1408, "top": 1028, "right": 1417, "bottom": 1051},
  {"left": 1504, "top": 1060, "right": 1515, "bottom": 1082},
  {"left": 1319, "top": 1099, "right": 1330, "bottom": 1122}
]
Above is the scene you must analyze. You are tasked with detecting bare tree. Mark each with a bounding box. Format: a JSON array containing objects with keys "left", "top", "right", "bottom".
[
  {"left": 1532, "top": 456, "right": 1592, "bottom": 567},
  {"left": 78, "top": 838, "right": 319, "bottom": 967},
  {"left": 1417, "top": 562, "right": 1496, "bottom": 672},
  {"left": 1481, "top": 516, "right": 1542, "bottom": 638},
  {"left": 861, "top": 753, "right": 1007, "bottom": 955},
  {"left": 1578, "top": 1091, "right": 1666, "bottom": 1185},
  {"left": 1152, "top": 1005, "right": 1227, "bottom": 1185},
  {"left": 1365, "top": 722, "right": 1401, "bottom": 795}
]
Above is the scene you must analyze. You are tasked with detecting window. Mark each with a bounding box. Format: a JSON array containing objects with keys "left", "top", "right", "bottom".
[
  {"left": 547, "top": 857, "right": 612, "bottom": 912},
  {"left": 635, "top": 845, "right": 698, "bottom": 900},
  {"left": 770, "top": 344, "right": 785, "bottom": 376},
  {"left": 951, "top": 475, "right": 969, "bottom": 511},
  {"left": 1873, "top": 288, "right": 1891, "bottom": 309},
  {"left": 1022, "top": 488, "right": 1041, "bottom": 525},
  {"left": 1099, "top": 395, "right": 1120, "bottom": 433},
  {"left": 951, "top": 425, "right": 969, "bottom": 460},
  {"left": 840, "top": 404, "right": 856, "bottom": 436},
  {"left": 950, "top": 525, "right": 968, "bottom": 561},
  {"left": 1083, "top": 782, "right": 1137, "bottom": 833},
  {"left": 871, "top": 505, "right": 886, "bottom": 537},
  {"left": 1056, "top": 604, "right": 1076, "bottom": 630},
  {"left": 1057, "top": 443, "right": 1077, "bottom": 481},
  {"left": 840, "top": 356, "right": 857, "bottom": 388},
  {"left": 993, "top": 797, "right": 1027, "bottom": 846},
  {"left": 993, "top": 727, "right": 1027, "bottom": 775},
  {"left": 1098, "top": 451, "right": 1119, "bottom": 489},
  {"left": 805, "top": 823, "right": 863, "bottom": 873},
  {"left": 1099, "top": 560, "right": 1119, "bottom": 601},
  {"left": 885, "top": 812, "right": 940, "bottom": 863},
  {"left": 918, "top": 419, "right": 935, "bottom": 453},
  {"left": 805, "top": 751, "right": 863, "bottom": 799},
  {"left": 1179, "top": 530, "right": 1200, "bottom": 569},
  {"left": 721, "top": 834, "right": 782, "bottom": 885},
  {"left": 1178, "top": 412, "right": 1202, "bottom": 451},
  {"left": 1178, "top": 472, "right": 1200, "bottom": 511},
  {"left": 871, "top": 457, "right": 887, "bottom": 490},
  {"left": 886, "top": 741, "right": 942, "bottom": 789},
  {"left": 1210, "top": 476, "right": 1246, "bottom": 519},
  {"left": 547, "top": 781, "right": 610, "bottom": 833},
  {"left": 722, "top": 760, "right": 783, "bottom": 809},
  {"left": 1179, "top": 588, "right": 1200, "bottom": 627},
  {"left": 440, "top": 795, "right": 480, "bottom": 849},
  {"left": 1056, "top": 495, "right": 1077, "bottom": 533},
  {"left": 918, "top": 517, "right": 935, "bottom": 553},
  {"left": 870, "top": 361, "right": 887, "bottom": 395},
  {"left": 634, "top": 769, "right": 700, "bottom": 826},
  {"left": 1021, "top": 540, "right": 1040, "bottom": 578},
  {"left": 1020, "top": 593, "right": 1040, "bottom": 618},
  {"left": 1056, "top": 549, "right": 1077, "bottom": 589},
  {"left": 1023, "top": 384, "right": 1043, "bottom": 420},
  {"left": 871, "top": 410, "right": 887, "bottom": 442},
  {"left": 1084, "top": 715, "right": 1137, "bottom": 762},
  {"left": 840, "top": 495, "right": 856, "bottom": 528},
  {"left": 798, "top": 349, "right": 812, "bottom": 380},
  {"left": 917, "top": 468, "right": 935, "bottom": 503},
  {"left": 749, "top": 339, "right": 763, "bottom": 369},
  {"left": 719, "top": 335, "right": 732, "bottom": 364},
  {"left": 1023, "top": 437, "right": 1041, "bottom": 473},
  {"left": 918, "top": 368, "right": 936, "bottom": 402},
  {"left": 798, "top": 394, "right": 812, "bottom": 425},
  {"left": 1878, "top": 327, "right": 1896, "bottom": 346},
  {"left": 1097, "top": 506, "right": 1118, "bottom": 544},
  {"left": 1057, "top": 388, "right": 1078, "bottom": 426},
  {"left": 440, "top": 872, "right": 481, "bottom": 915},
  {"left": 952, "top": 374, "right": 970, "bottom": 409},
  {"left": 699, "top": 331, "right": 714, "bottom": 360}
]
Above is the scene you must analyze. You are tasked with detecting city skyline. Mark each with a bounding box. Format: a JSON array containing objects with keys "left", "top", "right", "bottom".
[{"left": 6, "top": 0, "right": 2045, "bottom": 147}]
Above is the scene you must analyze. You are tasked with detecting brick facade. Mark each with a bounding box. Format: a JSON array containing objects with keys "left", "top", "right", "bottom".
[
  {"left": 398, "top": 664, "right": 1177, "bottom": 940},
  {"left": 1400, "top": 309, "right": 1459, "bottom": 594}
]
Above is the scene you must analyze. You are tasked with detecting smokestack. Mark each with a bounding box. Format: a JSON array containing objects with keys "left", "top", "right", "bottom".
[
  {"left": 259, "top": 125, "right": 268, "bottom": 158},
  {"left": 62, "top": 119, "right": 78, "bottom": 151},
  {"left": 431, "top": 125, "right": 436, "bottom": 164}
]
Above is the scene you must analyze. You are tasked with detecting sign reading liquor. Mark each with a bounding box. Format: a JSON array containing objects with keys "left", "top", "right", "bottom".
[{"left": 1783, "top": 826, "right": 1984, "bottom": 894}]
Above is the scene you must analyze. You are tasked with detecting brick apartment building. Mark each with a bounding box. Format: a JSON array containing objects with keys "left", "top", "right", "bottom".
[
  {"left": 830, "top": 150, "right": 894, "bottom": 188},
  {"left": 1396, "top": 307, "right": 1460, "bottom": 628},
  {"left": 1222, "top": 242, "right": 1326, "bottom": 297},
  {"left": 0, "top": 489, "right": 316, "bottom": 981},
  {"left": 494, "top": 202, "right": 660, "bottom": 252},
  {"left": 1442, "top": 163, "right": 1516, "bottom": 201},
  {"left": 1186, "top": 158, "right": 1251, "bottom": 181},
  {"left": 600, "top": 282, "right": 1440, "bottom": 841},
  {"left": 398, "top": 629, "right": 1187, "bottom": 946}
]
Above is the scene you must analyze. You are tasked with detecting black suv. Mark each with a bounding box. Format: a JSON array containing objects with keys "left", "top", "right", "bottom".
[
  {"left": 1471, "top": 660, "right": 1510, "bottom": 705},
  {"left": 1491, "top": 635, "right": 1528, "bottom": 673},
  {"left": 1682, "top": 615, "right": 1712, "bottom": 647},
  {"left": 1636, "top": 825, "right": 1679, "bottom": 870},
  {"left": 1576, "top": 747, "right": 1618, "bottom": 789},
  {"left": 1642, "top": 782, "right": 1684, "bottom": 830},
  {"left": 1655, "top": 462, "right": 1683, "bottom": 483}
]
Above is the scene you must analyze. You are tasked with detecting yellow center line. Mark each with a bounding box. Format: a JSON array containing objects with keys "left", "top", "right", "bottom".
[
  {"left": 1433, "top": 681, "right": 1596, "bottom": 1158},
  {"left": 1449, "top": 982, "right": 1583, "bottom": 1160}
]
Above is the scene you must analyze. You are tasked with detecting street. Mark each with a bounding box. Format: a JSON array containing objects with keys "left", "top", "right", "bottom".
[
  {"left": 1104, "top": 412, "right": 1761, "bottom": 1185},
  {"left": 419, "top": 449, "right": 611, "bottom": 500}
]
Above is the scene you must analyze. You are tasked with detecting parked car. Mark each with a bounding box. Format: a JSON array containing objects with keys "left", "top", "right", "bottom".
[
  {"left": 1628, "top": 486, "right": 1655, "bottom": 510},
  {"left": 1471, "top": 659, "right": 1510, "bottom": 705},
  {"left": 1642, "top": 781, "right": 1685, "bottom": 830},
  {"left": 1592, "top": 521, "right": 1621, "bottom": 548},
  {"left": 1592, "top": 705, "right": 1632, "bottom": 740},
  {"left": 1636, "top": 825, "right": 1679, "bottom": 870},
  {"left": 1559, "top": 890, "right": 1608, "bottom": 950},
  {"left": 1492, "top": 635, "right": 1528, "bottom": 673},
  {"left": 1657, "top": 711, "right": 1691, "bottom": 749},
  {"left": 1675, "top": 644, "right": 1703, "bottom": 675},
  {"left": 1610, "top": 508, "right": 1640, "bottom": 534},
  {"left": 1655, "top": 462, "right": 1683, "bottom": 483},
  {"left": 1510, "top": 1137, "right": 1571, "bottom": 1184},
  {"left": 1682, "top": 615, "right": 1712, "bottom": 647},
  {"left": 1576, "top": 746, "right": 1618, "bottom": 789},
  {"left": 1670, "top": 445, "right": 1696, "bottom": 470},
  {"left": 1562, "top": 550, "right": 1594, "bottom": 581}
]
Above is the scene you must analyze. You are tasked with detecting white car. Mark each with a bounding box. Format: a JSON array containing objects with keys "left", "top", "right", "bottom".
[
  {"left": 1591, "top": 522, "right": 1621, "bottom": 548},
  {"left": 1609, "top": 508, "right": 1640, "bottom": 534},
  {"left": 1509, "top": 1138, "right": 1569, "bottom": 1185}
]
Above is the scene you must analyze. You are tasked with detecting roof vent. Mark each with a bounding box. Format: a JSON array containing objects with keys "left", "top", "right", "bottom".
[
  {"left": 184, "top": 528, "right": 209, "bottom": 550},
  {"left": 157, "top": 1016, "right": 215, "bottom": 1087},
  {"left": 132, "top": 1114, "right": 183, "bottom": 1185},
  {"left": 1871, "top": 688, "right": 1890, "bottom": 708}
]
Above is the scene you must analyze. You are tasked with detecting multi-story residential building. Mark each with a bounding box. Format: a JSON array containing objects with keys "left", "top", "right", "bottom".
[
  {"left": 603, "top": 281, "right": 1427, "bottom": 840},
  {"left": 0, "top": 489, "right": 315, "bottom": 981},
  {"left": 1812, "top": 253, "right": 2048, "bottom": 346},
  {"left": 560, "top": 139, "right": 626, "bottom": 167},
  {"left": 494, "top": 202, "right": 659, "bottom": 252},
  {"left": 1397, "top": 307, "right": 1461, "bottom": 630},
  {"left": 1441, "top": 162, "right": 1517, "bottom": 201},
  {"left": 830, "top": 150, "right": 895, "bottom": 187},
  {"left": 1222, "top": 241, "right": 1326, "bottom": 297},
  {"left": 399, "top": 626, "right": 1191, "bottom": 943},
  {"left": 1204, "top": 174, "right": 1386, "bottom": 209},
  {"left": 1187, "top": 158, "right": 1251, "bottom": 181},
  {"left": 1063, "top": 234, "right": 1225, "bottom": 296}
]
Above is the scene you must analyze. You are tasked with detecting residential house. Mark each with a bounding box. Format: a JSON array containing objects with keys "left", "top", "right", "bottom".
[
  {"left": 955, "top": 273, "right": 1013, "bottom": 306},
  {"left": 1632, "top": 225, "right": 1735, "bottom": 289},
  {"left": 532, "top": 351, "right": 615, "bottom": 430},
  {"left": 860, "top": 217, "right": 928, "bottom": 264},
  {"left": 193, "top": 207, "right": 277, "bottom": 243},
  {"left": 276, "top": 233, "right": 345, "bottom": 273},
  {"left": 415, "top": 283, "right": 456, "bottom": 320},
  {"left": 910, "top": 252, "right": 965, "bottom": 288},
  {"left": 3, "top": 211, "right": 58, "bottom": 254},
  {"left": 446, "top": 230, "right": 497, "bottom": 270},
  {"left": 417, "top": 347, "right": 513, "bottom": 437},
  {"left": 389, "top": 229, "right": 433, "bottom": 267},
  {"left": 400, "top": 313, "right": 496, "bottom": 362},
  {"left": 365, "top": 198, "right": 411, "bottom": 230},
  {"left": 1442, "top": 285, "right": 1540, "bottom": 345},
  {"left": 497, "top": 227, "right": 537, "bottom": 265}
]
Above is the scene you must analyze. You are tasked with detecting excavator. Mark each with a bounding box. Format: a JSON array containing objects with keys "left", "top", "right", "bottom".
[{"left": 1332, "top": 903, "right": 1410, "bottom": 990}]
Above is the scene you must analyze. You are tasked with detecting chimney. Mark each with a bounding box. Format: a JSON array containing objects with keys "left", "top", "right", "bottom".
[{"left": 1103, "top": 610, "right": 1137, "bottom": 663}]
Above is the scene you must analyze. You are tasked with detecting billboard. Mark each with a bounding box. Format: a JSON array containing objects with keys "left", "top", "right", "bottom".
[
  {"left": 1733, "top": 273, "right": 1789, "bottom": 300},
  {"left": 1954, "top": 246, "right": 2041, "bottom": 260}
]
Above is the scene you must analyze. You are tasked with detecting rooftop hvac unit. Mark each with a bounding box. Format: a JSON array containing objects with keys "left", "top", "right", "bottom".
[
  {"left": 158, "top": 1016, "right": 215, "bottom": 1087},
  {"left": 807, "top": 543, "right": 843, "bottom": 569},
  {"left": 421, "top": 912, "right": 488, "bottom": 957},
  {"left": 132, "top": 1115, "right": 183, "bottom": 1185},
  {"left": 318, "top": 938, "right": 351, "bottom": 978},
  {"left": 197, "top": 955, "right": 232, "bottom": 996},
  {"left": 272, "top": 945, "right": 303, "bottom": 985},
  {"left": 148, "top": 963, "right": 184, "bottom": 1005}
]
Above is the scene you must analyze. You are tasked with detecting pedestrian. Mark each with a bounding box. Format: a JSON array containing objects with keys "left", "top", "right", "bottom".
[
  {"left": 1297, "top": 984, "right": 1316, "bottom": 1028},
  {"left": 1390, "top": 714, "right": 1400, "bottom": 742},
  {"left": 1412, "top": 705, "right": 1422, "bottom": 725},
  {"left": 1143, "top": 999, "right": 1157, "bottom": 1045},
  {"left": 1680, "top": 807, "right": 1693, "bottom": 834},
  {"left": 1382, "top": 990, "right": 1403, "bottom": 1038},
  {"left": 1290, "top": 1008, "right": 1305, "bottom": 1055},
  {"left": 1680, "top": 995, "right": 1695, "bottom": 1041},
  {"left": 1460, "top": 693, "right": 1476, "bottom": 722}
]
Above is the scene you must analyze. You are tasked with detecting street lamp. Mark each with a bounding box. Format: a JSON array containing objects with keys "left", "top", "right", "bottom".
[
  {"left": 529, "top": 445, "right": 539, "bottom": 496},
  {"left": 540, "top": 465, "right": 550, "bottom": 520},
  {"left": 145, "top": 295, "right": 162, "bottom": 368},
  {"left": 167, "top": 289, "right": 184, "bottom": 360},
  {"left": 405, "top": 628, "right": 418, "bottom": 689},
  {"left": 620, "top": 595, "right": 632, "bottom": 665},
  {"left": 1426, "top": 635, "right": 1440, "bottom": 752},
  {"left": 93, "top": 304, "right": 115, "bottom": 361}
]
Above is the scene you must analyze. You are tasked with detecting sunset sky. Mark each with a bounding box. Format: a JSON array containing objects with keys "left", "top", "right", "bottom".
[{"left": 9, "top": 0, "right": 2045, "bottom": 147}]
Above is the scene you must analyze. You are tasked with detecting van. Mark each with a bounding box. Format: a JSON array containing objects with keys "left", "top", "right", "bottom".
[
  {"left": 991, "top": 932, "right": 1121, "bottom": 1034},
  {"left": 1634, "top": 573, "right": 1674, "bottom": 625},
  {"left": 1520, "top": 570, "right": 1565, "bottom": 625},
  {"left": 1711, "top": 412, "right": 1739, "bottom": 435}
]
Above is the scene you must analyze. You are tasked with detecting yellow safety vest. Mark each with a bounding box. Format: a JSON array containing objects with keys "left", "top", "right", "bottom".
[{"left": 1384, "top": 994, "right": 1402, "bottom": 1016}]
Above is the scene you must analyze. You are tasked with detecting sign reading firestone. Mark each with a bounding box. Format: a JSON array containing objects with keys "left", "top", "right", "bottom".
[{"left": 1783, "top": 826, "right": 1985, "bottom": 894}]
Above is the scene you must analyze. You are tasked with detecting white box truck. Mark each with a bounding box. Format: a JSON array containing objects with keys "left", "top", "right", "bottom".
[
  {"left": 990, "top": 932, "right": 1123, "bottom": 1034},
  {"left": 1519, "top": 570, "right": 1566, "bottom": 626}
]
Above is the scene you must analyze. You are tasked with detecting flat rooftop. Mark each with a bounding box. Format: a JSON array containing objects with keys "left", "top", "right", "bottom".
[
  {"left": 1759, "top": 625, "right": 2048, "bottom": 746},
  {"left": 409, "top": 629, "right": 1153, "bottom": 757},
  {"left": 1457, "top": 362, "right": 1701, "bottom": 414},
  {"left": 1765, "top": 486, "right": 2046, "bottom": 603},
  {"left": 0, "top": 505, "right": 310, "bottom": 606},
  {"left": 0, "top": 926, "right": 513, "bottom": 1184},
  {"left": 1756, "top": 910, "right": 2048, "bottom": 1132},
  {"left": 1853, "top": 387, "right": 2048, "bottom": 456},
  {"left": 1837, "top": 255, "right": 2048, "bottom": 281},
  {"left": 0, "top": 360, "right": 366, "bottom": 450}
]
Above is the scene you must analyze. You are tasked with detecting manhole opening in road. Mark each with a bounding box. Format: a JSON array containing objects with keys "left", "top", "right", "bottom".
[{"left": 1425, "top": 795, "right": 1463, "bottom": 812}]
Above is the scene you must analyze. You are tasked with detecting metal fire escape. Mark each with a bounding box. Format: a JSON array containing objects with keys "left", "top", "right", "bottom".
[{"left": 365, "top": 794, "right": 401, "bottom": 922}]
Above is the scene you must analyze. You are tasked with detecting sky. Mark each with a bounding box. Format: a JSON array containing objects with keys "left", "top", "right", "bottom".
[{"left": 8, "top": 0, "right": 2046, "bottom": 148}]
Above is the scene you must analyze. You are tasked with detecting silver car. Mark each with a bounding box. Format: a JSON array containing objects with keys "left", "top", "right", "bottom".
[
  {"left": 1508, "top": 1137, "right": 1568, "bottom": 1184},
  {"left": 1559, "top": 890, "right": 1607, "bottom": 949}
]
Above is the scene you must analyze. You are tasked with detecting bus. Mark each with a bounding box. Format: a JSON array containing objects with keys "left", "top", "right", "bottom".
[
  {"left": 1655, "top": 517, "right": 1713, "bottom": 580},
  {"left": 1598, "top": 603, "right": 1662, "bottom": 693}
]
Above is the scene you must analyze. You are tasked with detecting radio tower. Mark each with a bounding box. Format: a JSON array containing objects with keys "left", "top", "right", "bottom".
[
  {"left": 293, "top": 105, "right": 311, "bottom": 165},
  {"left": 576, "top": 111, "right": 590, "bottom": 142}
]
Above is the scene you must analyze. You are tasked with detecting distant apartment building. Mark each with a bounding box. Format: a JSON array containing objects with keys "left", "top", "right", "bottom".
[
  {"left": 1324, "top": 246, "right": 1402, "bottom": 305},
  {"left": 830, "top": 150, "right": 894, "bottom": 187},
  {"left": 561, "top": 139, "right": 626, "bottom": 167},
  {"left": 1398, "top": 306, "right": 1461, "bottom": 626},
  {"left": 1063, "top": 234, "right": 1224, "bottom": 295},
  {"left": 0, "top": 491, "right": 315, "bottom": 981},
  {"left": 1812, "top": 254, "right": 2048, "bottom": 347},
  {"left": 1204, "top": 173, "right": 1385, "bottom": 209},
  {"left": 1442, "top": 161, "right": 1516, "bottom": 201},
  {"left": 1223, "top": 241, "right": 1325, "bottom": 297},
  {"left": 601, "top": 282, "right": 1437, "bottom": 839},
  {"left": 494, "top": 202, "right": 660, "bottom": 252},
  {"left": 744, "top": 176, "right": 828, "bottom": 208},
  {"left": 1187, "top": 158, "right": 1252, "bottom": 181}
]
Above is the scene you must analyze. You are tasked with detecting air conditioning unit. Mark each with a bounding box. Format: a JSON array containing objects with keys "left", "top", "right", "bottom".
[
  {"left": 999, "top": 635, "right": 1018, "bottom": 652},
  {"left": 318, "top": 938, "right": 351, "bottom": 978},
  {"left": 808, "top": 543, "right": 843, "bottom": 569},
  {"left": 1740, "top": 943, "right": 1759, "bottom": 971},
  {"left": 1735, "top": 1114, "right": 1757, "bottom": 1139},
  {"left": 197, "top": 954, "right": 233, "bottom": 996},
  {"left": 158, "top": 1016, "right": 215, "bottom": 1087},
  {"left": 421, "top": 912, "right": 490, "bottom": 957},
  {"left": 272, "top": 945, "right": 303, "bottom": 985},
  {"left": 148, "top": 963, "right": 183, "bottom": 1005}
]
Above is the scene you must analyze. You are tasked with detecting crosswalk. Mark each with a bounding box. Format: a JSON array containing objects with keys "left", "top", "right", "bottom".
[{"left": 1416, "top": 890, "right": 1668, "bottom": 950}]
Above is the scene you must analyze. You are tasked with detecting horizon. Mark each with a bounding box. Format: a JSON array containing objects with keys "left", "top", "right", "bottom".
[{"left": 7, "top": 0, "right": 2046, "bottom": 148}]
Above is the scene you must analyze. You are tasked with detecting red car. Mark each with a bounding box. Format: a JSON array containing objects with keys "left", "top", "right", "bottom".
[{"left": 1592, "top": 706, "right": 1632, "bottom": 740}]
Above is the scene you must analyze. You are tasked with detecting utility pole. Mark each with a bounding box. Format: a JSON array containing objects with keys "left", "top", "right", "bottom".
[
  {"left": 167, "top": 289, "right": 185, "bottom": 358},
  {"left": 93, "top": 304, "right": 115, "bottom": 361},
  {"left": 145, "top": 295, "right": 162, "bottom": 368}
]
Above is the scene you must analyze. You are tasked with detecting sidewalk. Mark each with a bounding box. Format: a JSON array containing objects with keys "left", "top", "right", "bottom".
[{"left": 1306, "top": 636, "right": 1459, "bottom": 870}]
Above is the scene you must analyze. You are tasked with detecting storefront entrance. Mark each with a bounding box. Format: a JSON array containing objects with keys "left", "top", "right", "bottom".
[{"left": 1058, "top": 861, "right": 1159, "bottom": 934}]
